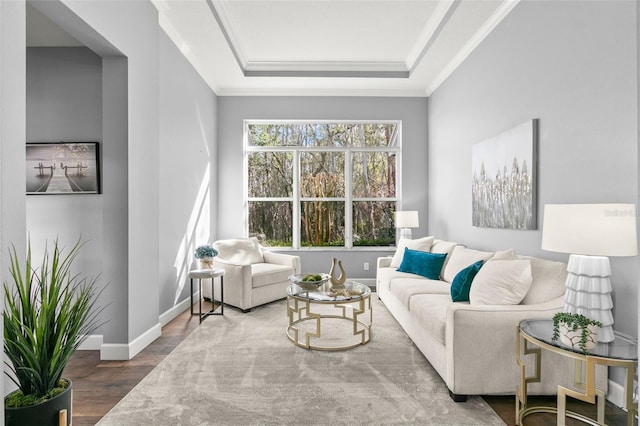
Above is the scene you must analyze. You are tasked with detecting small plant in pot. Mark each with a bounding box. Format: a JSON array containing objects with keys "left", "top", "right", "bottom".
[
  {"left": 195, "top": 244, "right": 218, "bottom": 269},
  {"left": 3, "top": 238, "right": 106, "bottom": 426},
  {"left": 552, "top": 312, "right": 602, "bottom": 354}
]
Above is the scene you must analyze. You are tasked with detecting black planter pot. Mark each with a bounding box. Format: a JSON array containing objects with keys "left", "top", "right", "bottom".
[{"left": 5, "top": 379, "right": 72, "bottom": 426}]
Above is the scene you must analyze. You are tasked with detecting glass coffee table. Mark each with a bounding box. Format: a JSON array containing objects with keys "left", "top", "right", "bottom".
[
  {"left": 286, "top": 281, "right": 372, "bottom": 351},
  {"left": 516, "top": 319, "right": 638, "bottom": 426}
]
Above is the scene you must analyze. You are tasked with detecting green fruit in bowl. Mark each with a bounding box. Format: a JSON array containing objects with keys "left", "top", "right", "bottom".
[{"left": 302, "top": 274, "right": 323, "bottom": 282}]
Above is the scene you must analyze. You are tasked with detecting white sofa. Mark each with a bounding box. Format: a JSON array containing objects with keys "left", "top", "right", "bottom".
[
  {"left": 206, "top": 237, "right": 301, "bottom": 312},
  {"left": 377, "top": 237, "right": 607, "bottom": 401}
]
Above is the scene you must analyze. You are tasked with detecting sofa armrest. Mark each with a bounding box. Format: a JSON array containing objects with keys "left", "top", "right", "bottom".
[
  {"left": 263, "top": 251, "right": 301, "bottom": 273},
  {"left": 444, "top": 297, "right": 567, "bottom": 394},
  {"left": 377, "top": 256, "right": 392, "bottom": 269}
]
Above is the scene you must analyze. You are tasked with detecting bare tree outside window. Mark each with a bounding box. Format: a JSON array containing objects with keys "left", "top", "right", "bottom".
[{"left": 246, "top": 122, "right": 400, "bottom": 248}]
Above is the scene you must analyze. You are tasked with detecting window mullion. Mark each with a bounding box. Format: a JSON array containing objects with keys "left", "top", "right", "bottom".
[
  {"left": 292, "top": 150, "right": 300, "bottom": 249},
  {"left": 345, "top": 150, "right": 353, "bottom": 248}
]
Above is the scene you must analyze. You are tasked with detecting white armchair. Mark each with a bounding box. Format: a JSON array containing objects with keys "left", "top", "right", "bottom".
[{"left": 205, "top": 237, "right": 301, "bottom": 312}]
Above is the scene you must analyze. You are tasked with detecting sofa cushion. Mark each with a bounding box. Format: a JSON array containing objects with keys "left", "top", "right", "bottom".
[
  {"left": 430, "top": 239, "right": 461, "bottom": 278},
  {"left": 469, "top": 259, "right": 533, "bottom": 305},
  {"left": 214, "top": 237, "right": 264, "bottom": 264},
  {"left": 409, "top": 294, "right": 451, "bottom": 345},
  {"left": 389, "top": 277, "right": 450, "bottom": 309},
  {"left": 442, "top": 246, "right": 494, "bottom": 283},
  {"left": 377, "top": 267, "right": 419, "bottom": 294},
  {"left": 390, "top": 236, "right": 435, "bottom": 268},
  {"left": 519, "top": 256, "right": 567, "bottom": 305},
  {"left": 251, "top": 263, "right": 294, "bottom": 288},
  {"left": 397, "top": 248, "right": 447, "bottom": 280},
  {"left": 450, "top": 260, "right": 484, "bottom": 302}
]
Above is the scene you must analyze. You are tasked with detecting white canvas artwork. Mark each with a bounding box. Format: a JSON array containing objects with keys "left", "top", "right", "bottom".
[{"left": 472, "top": 119, "right": 537, "bottom": 230}]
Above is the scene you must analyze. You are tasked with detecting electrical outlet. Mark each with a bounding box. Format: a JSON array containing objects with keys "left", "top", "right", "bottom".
[{"left": 364, "top": 262, "right": 370, "bottom": 271}]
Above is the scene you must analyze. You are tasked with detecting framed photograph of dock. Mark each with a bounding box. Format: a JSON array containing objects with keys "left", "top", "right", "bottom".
[{"left": 26, "top": 142, "right": 100, "bottom": 195}]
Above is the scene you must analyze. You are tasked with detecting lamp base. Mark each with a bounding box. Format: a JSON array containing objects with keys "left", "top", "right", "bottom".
[
  {"left": 563, "top": 254, "right": 614, "bottom": 343},
  {"left": 399, "top": 228, "right": 413, "bottom": 240}
]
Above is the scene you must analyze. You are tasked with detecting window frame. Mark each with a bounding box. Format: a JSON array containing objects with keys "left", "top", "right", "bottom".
[{"left": 244, "top": 120, "right": 402, "bottom": 250}]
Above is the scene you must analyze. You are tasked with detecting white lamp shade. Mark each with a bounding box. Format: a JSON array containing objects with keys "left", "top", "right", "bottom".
[
  {"left": 395, "top": 211, "right": 419, "bottom": 228},
  {"left": 541, "top": 204, "right": 638, "bottom": 257}
]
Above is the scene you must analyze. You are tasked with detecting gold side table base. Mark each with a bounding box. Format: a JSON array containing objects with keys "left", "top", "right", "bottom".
[
  {"left": 286, "top": 294, "right": 372, "bottom": 351},
  {"left": 516, "top": 323, "right": 638, "bottom": 426}
]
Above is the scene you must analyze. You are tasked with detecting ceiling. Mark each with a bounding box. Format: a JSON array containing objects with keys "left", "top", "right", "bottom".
[{"left": 27, "top": 0, "right": 519, "bottom": 97}]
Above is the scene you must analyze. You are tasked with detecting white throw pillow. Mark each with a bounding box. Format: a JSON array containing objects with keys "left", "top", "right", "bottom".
[
  {"left": 490, "top": 248, "right": 517, "bottom": 260},
  {"left": 442, "top": 246, "right": 494, "bottom": 283},
  {"left": 469, "top": 259, "right": 533, "bottom": 305},
  {"left": 390, "top": 236, "right": 435, "bottom": 268},
  {"left": 214, "top": 237, "right": 264, "bottom": 264}
]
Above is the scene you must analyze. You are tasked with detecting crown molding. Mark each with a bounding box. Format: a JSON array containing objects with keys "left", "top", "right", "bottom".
[
  {"left": 406, "top": 0, "right": 460, "bottom": 73},
  {"left": 216, "top": 87, "right": 428, "bottom": 98},
  {"left": 208, "top": 0, "right": 412, "bottom": 79},
  {"left": 244, "top": 61, "right": 409, "bottom": 78},
  {"left": 426, "top": 0, "right": 520, "bottom": 96},
  {"left": 207, "top": 0, "right": 249, "bottom": 70}
]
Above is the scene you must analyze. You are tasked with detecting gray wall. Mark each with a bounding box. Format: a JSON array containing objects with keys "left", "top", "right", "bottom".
[
  {"left": 26, "top": 46, "right": 106, "bottom": 329},
  {"left": 158, "top": 30, "right": 218, "bottom": 314},
  {"left": 1, "top": 0, "right": 27, "bottom": 401},
  {"left": 217, "top": 96, "right": 428, "bottom": 279},
  {"left": 22, "top": 3, "right": 219, "bottom": 350},
  {"left": 428, "top": 0, "right": 638, "bottom": 384}
]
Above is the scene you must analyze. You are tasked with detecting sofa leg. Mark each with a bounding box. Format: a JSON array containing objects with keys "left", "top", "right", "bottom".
[{"left": 448, "top": 391, "right": 467, "bottom": 402}]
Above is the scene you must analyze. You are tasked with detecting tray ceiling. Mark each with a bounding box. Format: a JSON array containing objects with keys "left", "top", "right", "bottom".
[{"left": 28, "top": 0, "right": 520, "bottom": 97}]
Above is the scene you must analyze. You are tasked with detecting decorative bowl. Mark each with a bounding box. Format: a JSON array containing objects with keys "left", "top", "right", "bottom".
[{"left": 289, "top": 273, "right": 331, "bottom": 289}]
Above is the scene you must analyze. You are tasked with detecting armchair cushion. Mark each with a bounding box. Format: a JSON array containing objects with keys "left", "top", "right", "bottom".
[
  {"left": 214, "top": 237, "right": 263, "bottom": 264},
  {"left": 251, "top": 263, "right": 294, "bottom": 289}
]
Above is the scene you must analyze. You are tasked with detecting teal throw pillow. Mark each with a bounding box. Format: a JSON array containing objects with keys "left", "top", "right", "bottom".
[
  {"left": 450, "top": 260, "right": 484, "bottom": 302},
  {"left": 397, "top": 248, "right": 447, "bottom": 280}
]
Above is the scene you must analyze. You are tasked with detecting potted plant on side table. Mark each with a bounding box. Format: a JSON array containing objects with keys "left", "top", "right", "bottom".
[
  {"left": 552, "top": 312, "right": 602, "bottom": 354},
  {"left": 4, "top": 238, "right": 106, "bottom": 426},
  {"left": 195, "top": 244, "right": 218, "bottom": 269}
]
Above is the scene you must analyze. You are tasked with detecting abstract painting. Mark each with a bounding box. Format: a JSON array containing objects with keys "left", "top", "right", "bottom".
[{"left": 472, "top": 120, "right": 537, "bottom": 230}]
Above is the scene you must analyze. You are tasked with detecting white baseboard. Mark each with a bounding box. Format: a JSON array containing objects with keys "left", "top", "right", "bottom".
[
  {"left": 159, "top": 293, "right": 197, "bottom": 327},
  {"left": 607, "top": 378, "right": 638, "bottom": 412},
  {"left": 352, "top": 278, "right": 376, "bottom": 290},
  {"left": 100, "top": 323, "right": 162, "bottom": 360},
  {"left": 78, "top": 334, "right": 103, "bottom": 351},
  {"left": 97, "top": 294, "right": 195, "bottom": 360}
]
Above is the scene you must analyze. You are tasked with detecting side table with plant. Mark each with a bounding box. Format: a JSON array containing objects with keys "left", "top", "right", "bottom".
[
  {"left": 195, "top": 244, "right": 218, "bottom": 269},
  {"left": 552, "top": 312, "right": 602, "bottom": 354}
]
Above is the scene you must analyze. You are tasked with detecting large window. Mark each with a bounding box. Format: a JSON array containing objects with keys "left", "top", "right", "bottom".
[{"left": 246, "top": 121, "right": 400, "bottom": 248}]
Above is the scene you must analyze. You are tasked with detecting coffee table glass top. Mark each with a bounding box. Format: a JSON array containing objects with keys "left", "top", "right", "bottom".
[
  {"left": 287, "top": 280, "right": 371, "bottom": 302},
  {"left": 520, "top": 319, "right": 638, "bottom": 360}
]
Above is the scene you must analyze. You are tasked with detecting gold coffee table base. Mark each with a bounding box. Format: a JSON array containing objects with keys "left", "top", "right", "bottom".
[{"left": 286, "top": 292, "right": 372, "bottom": 351}]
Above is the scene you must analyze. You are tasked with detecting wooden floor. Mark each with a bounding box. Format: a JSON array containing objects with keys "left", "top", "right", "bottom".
[{"left": 64, "top": 302, "right": 632, "bottom": 425}]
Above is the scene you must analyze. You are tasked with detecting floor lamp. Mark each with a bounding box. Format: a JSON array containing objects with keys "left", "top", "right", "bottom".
[
  {"left": 395, "top": 211, "right": 419, "bottom": 241},
  {"left": 541, "top": 203, "right": 638, "bottom": 343}
]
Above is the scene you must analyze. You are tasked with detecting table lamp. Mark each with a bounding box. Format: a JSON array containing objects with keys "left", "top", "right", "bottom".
[
  {"left": 395, "top": 211, "right": 419, "bottom": 240},
  {"left": 541, "top": 203, "right": 638, "bottom": 342}
]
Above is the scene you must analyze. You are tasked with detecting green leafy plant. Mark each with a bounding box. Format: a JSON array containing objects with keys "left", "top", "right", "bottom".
[
  {"left": 552, "top": 312, "right": 601, "bottom": 354},
  {"left": 4, "top": 238, "right": 106, "bottom": 408},
  {"left": 194, "top": 245, "right": 218, "bottom": 259}
]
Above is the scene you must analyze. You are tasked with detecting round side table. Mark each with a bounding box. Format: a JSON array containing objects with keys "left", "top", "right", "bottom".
[{"left": 189, "top": 268, "right": 225, "bottom": 323}]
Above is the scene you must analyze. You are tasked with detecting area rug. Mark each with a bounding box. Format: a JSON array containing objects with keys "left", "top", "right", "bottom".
[{"left": 98, "top": 297, "right": 505, "bottom": 425}]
